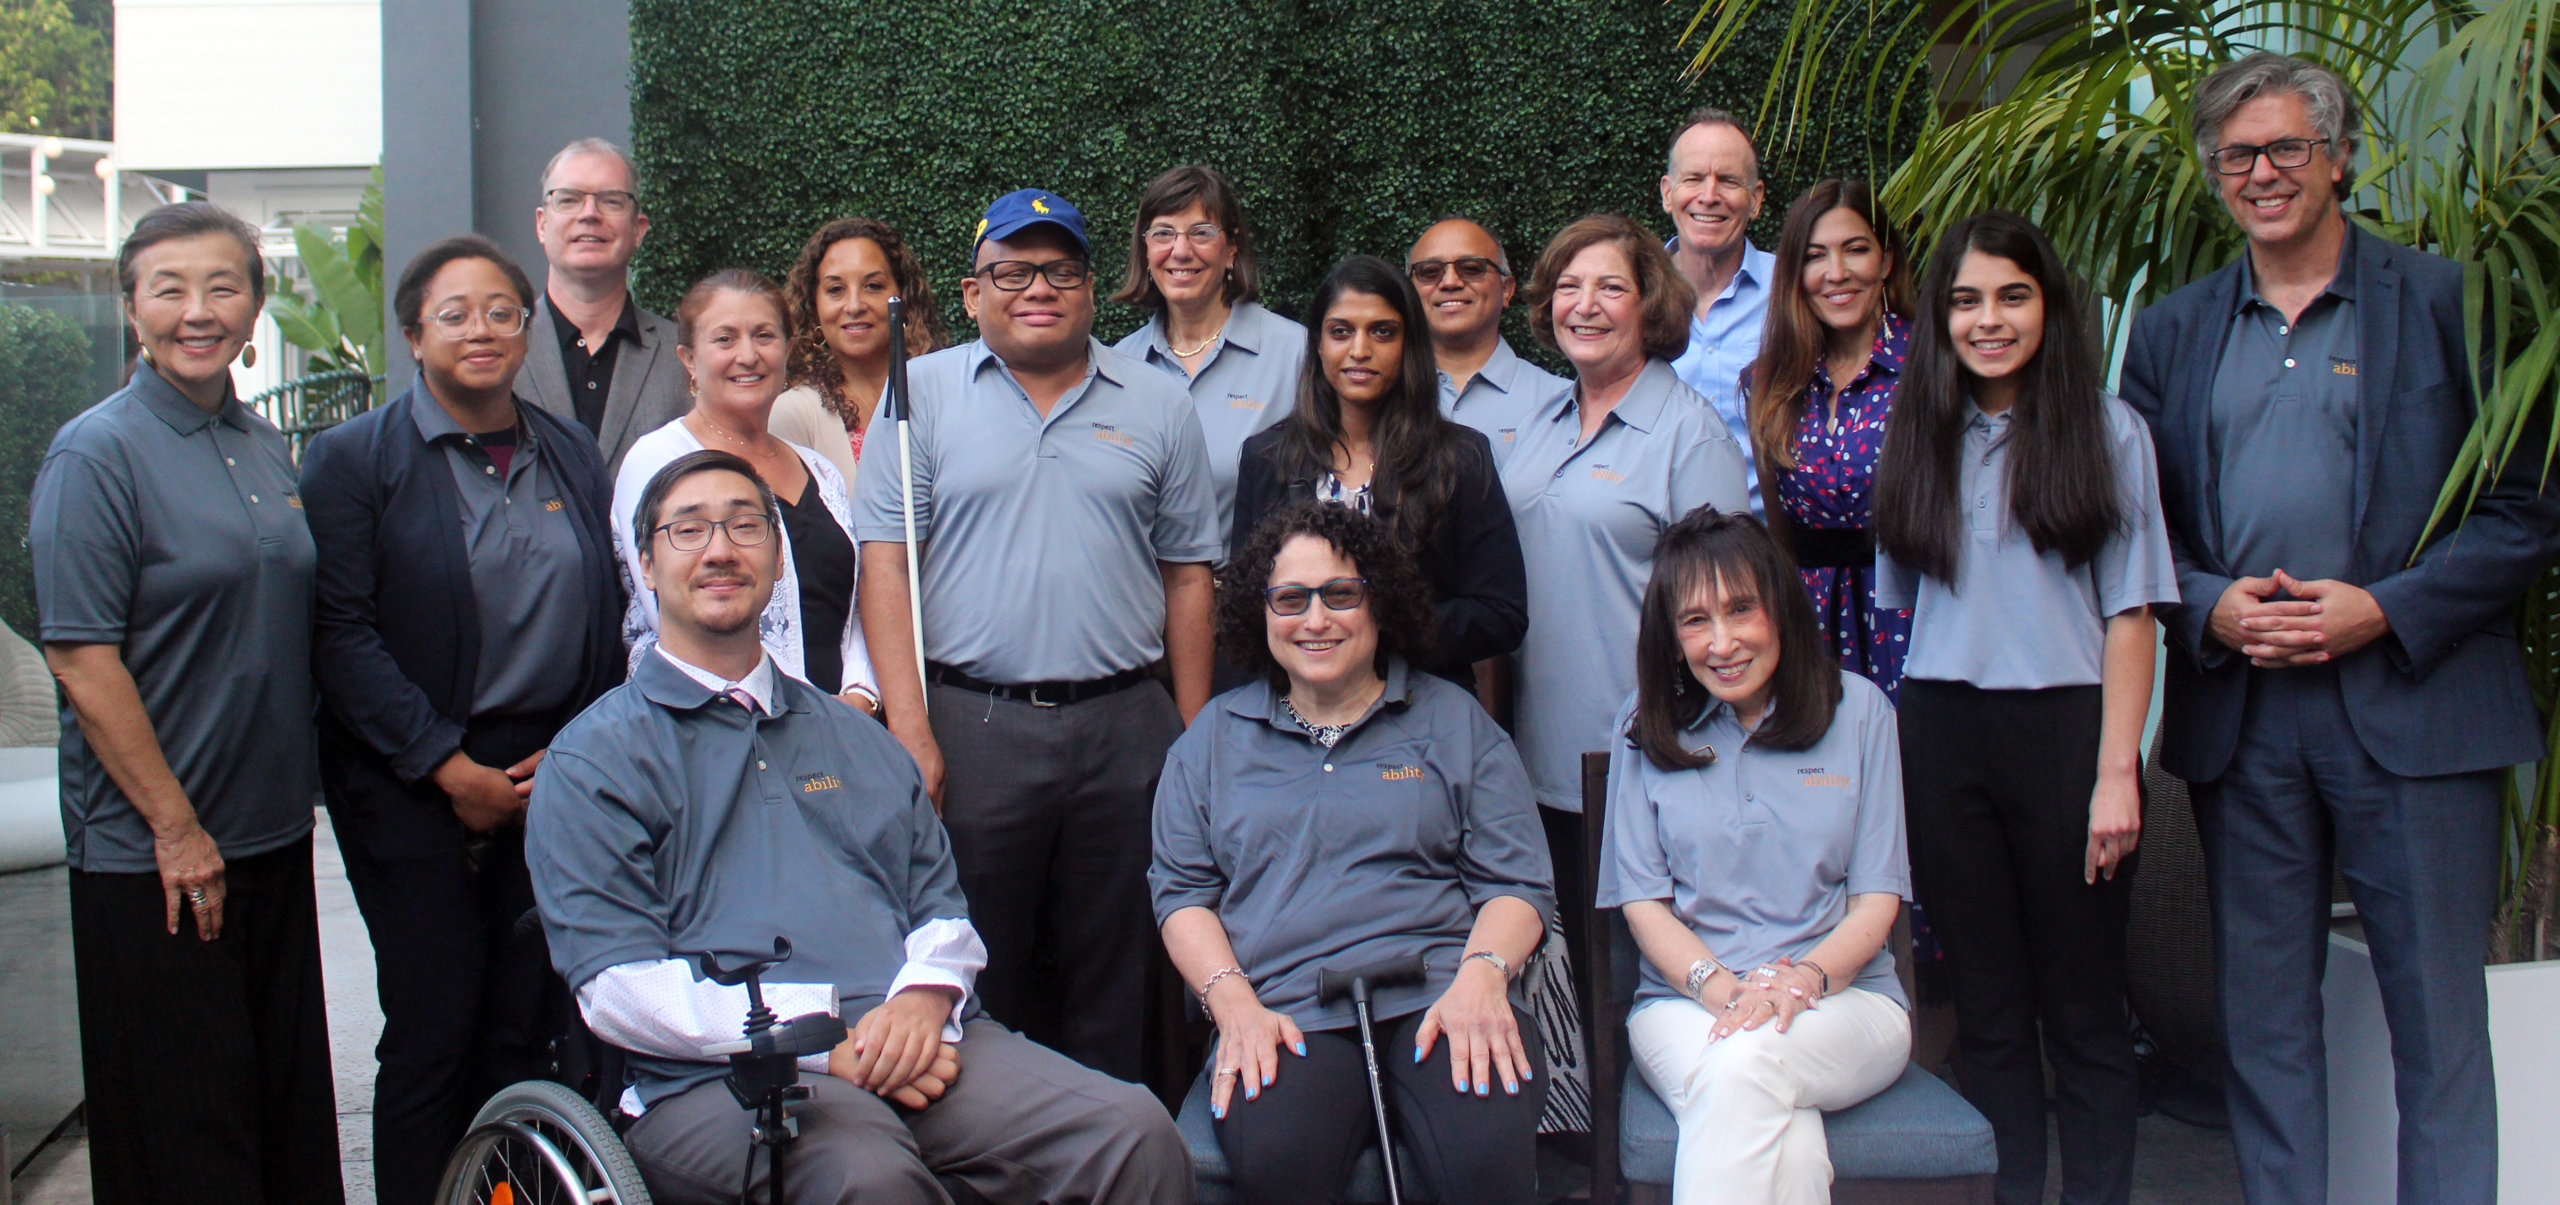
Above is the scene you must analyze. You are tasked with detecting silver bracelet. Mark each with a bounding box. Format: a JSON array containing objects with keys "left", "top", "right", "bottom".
[
  {"left": 1196, "top": 966, "right": 1249, "bottom": 1016},
  {"left": 1684, "top": 955, "right": 1728, "bottom": 1000},
  {"left": 1462, "top": 950, "right": 1513, "bottom": 980}
]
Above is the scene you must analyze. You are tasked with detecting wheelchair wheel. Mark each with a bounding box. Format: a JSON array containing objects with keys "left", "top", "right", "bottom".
[{"left": 437, "top": 1078, "right": 654, "bottom": 1205}]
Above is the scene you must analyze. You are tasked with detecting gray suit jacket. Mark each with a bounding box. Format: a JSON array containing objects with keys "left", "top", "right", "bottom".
[
  {"left": 2123, "top": 223, "right": 2560, "bottom": 782},
  {"left": 521, "top": 295, "right": 692, "bottom": 473}
]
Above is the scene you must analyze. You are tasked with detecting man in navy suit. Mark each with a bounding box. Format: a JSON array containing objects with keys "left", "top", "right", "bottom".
[{"left": 2123, "top": 52, "right": 2560, "bottom": 1205}]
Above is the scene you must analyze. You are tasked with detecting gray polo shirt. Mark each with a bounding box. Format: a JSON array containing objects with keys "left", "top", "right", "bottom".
[
  {"left": 528, "top": 648, "right": 970, "bottom": 1105},
  {"left": 1499, "top": 359, "right": 1751, "bottom": 809},
  {"left": 30, "top": 363, "right": 319, "bottom": 872},
  {"left": 1151, "top": 659, "right": 1556, "bottom": 1031},
  {"left": 412, "top": 396, "right": 592, "bottom": 717},
  {"left": 1115, "top": 301, "right": 1306, "bottom": 546},
  {"left": 1875, "top": 396, "right": 2177, "bottom": 689},
  {"left": 2211, "top": 246, "right": 2360, "bottom": 584},
  {"left": 1439, "top": 337, "right": 1573, "bottom": 468},
  {"left": 1596, "top": 672, "right": 1910, "bottom": 1010},
  {"left": 853, "top": 338, "right": 1221, "bottom": 683}
]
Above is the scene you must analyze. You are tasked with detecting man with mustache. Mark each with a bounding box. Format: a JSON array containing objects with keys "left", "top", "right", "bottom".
[
  {"left": 1660, "top": 108, "right": 1773, "bottom": 516},
  {"left": 2122, "top": 52, "right": 2560, "bottom": 1205},
  {"left": 857, "top": 189, "right": 1221, "bottom": 1085},
  {"left": 528, "top": 449, "right": 1191, "bottom": 1203},
  {"left": 521, "top": 138, "right": 690, "bottom": 471}
]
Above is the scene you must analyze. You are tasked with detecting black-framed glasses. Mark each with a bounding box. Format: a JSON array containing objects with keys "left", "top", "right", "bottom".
[
  {"left": 429, "top": 305, "right": 533, "bottom": 336},
  {"left": 543, "top": 187, "right": 638, "bottom": 216},
  {"left": 976, "top": 259, "right": 1092, "bottom": 291},
  {"left": 2208, "top": 137, "right": 2330, "bottom": 176},
  {"left": 1407, "top": 256, "right": 1507, "bottom": 286},
  {"left": 1264, "top": 577, "right": 1370, "bottom": 616},
  {"left": 652, "top": 513, "right": 774, "bottom": 552},
  {"left": 1143, "top": 223, "right": 1226, "bottom": 248}
]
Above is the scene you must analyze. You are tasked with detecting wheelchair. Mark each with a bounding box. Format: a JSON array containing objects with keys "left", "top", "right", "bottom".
[{"left": 436, "top": 936, "right": 845, "bottom": 1205}]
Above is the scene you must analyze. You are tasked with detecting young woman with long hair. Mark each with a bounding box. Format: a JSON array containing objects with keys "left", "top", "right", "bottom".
[
  {"left": 770, "top": 216, "right": 946, "bottom": 486},
  {"left": 1742, "top": 179, "right": 1917, "bottom": 700},
  {"left": 1872, "top": 210, "right": 2176, "bottom": 1205}
]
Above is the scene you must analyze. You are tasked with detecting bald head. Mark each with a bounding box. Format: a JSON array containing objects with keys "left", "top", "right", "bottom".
[{"left": 1407, "top": 218, "right": 1516, "bottom": 347}]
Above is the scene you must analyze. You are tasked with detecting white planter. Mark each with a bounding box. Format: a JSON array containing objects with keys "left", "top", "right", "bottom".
[{"left": 2323, "top": 930, "right": 2560, "bottom": 1203}]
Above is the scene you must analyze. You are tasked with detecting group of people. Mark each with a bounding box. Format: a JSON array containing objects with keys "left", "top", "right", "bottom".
[{"left": 30, "top": 47, "right": 2554, "bottom": 1205}]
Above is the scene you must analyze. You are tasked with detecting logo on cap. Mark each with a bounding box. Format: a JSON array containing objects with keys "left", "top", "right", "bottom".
[{"left": 1032, "top": 197, "right": 1052, "bottom": 213}]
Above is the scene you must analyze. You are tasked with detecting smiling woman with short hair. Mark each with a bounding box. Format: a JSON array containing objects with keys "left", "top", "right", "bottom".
[{"left": 1152, "top": 502, "right": 1555, "bottom": 1205}]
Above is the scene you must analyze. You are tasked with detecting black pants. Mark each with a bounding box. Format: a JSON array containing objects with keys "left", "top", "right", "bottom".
[
  {"left": 1537, "top": 803, "right": 1590, "bottom": 1032},
  {"left": 1899, "top": 680, "right": 2136, "bottom": 1205},
  {"left": 69, "top": 835, "right": 343, "bottom": 1205},
  {"left": 322, "top": 713, "right": 568, "bottom": 1205},
  {"left": 929, "top": 678, "right": 1184, "bottom": 1082},
  {"left": 1216, "top": 1007, "right": 1546, "bottom": 1205}
]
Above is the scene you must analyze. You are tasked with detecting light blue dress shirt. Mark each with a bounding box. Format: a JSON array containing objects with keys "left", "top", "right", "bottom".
[
  {"left": 1499, "top": 359, "right": 1751, "bottom": 809},
  {"left": 1438, "top": 337, "right": 1573, "bottom": 469},
  {"left": 1114, "top": 300, "right": 1306, "bottom": 548},
  {"left": 1875, "top": 395, "right": 2177, "bottom": 689},
  {"left": 1667, "top": 240, "right": 1777, "bottom": 517}
]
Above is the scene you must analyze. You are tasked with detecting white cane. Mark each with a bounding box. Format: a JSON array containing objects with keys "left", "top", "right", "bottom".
[{"left": 887, "top": 297, "right": 928, "bottom": 704}]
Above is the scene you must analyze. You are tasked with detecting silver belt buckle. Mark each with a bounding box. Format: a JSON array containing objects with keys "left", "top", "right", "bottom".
[{"left": 1026, "top": 685, "right": 1059, "bottom": 708}]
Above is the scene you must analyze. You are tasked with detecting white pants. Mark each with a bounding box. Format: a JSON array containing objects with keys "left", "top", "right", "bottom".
[{"left": 1627, "top": 986, "right": 1911, "bottom": 1205}]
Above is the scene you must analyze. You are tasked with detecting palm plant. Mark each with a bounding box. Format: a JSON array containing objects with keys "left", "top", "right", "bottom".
[
  {"left": 267, "top": 165, "right": 387, "bottom": 404},
  {"left": 1679, "top": 0, "right": 2560, "bottom": 961}
]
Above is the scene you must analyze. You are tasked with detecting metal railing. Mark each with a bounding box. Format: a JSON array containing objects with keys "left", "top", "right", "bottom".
[{"left": 247, "top": 368, "right": 383, "bottom": 456}]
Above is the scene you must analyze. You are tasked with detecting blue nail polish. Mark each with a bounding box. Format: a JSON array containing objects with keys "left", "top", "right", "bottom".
[
  {"left": 1412, "top": 1047, "right": 1423, "bottom": 1064},
  {"left": 1505, "top": 1081, "right": 1519, "bottom": 1095},
  {"left": 1246, "top": 1085, "right": 1258, "bottom": 1100},
  {"left": 1476, "top": 1082, "right": 1489, "bottom": 1097},
  {"left": 1455, "top": 1077, "right": 1468, "bottom": 1092},
  {"left": 1294, "top": 1041, "right": 1306, "bottom": 1057},
  {"left": 1262, "top": 1070, "right": 1272, "bottom": 1087},
  {"left": 1523, "top": 1065, "right": 1535, "bottom": 1080},
  {"left": 1214, "top": 1104, "right": 1225, "bottom": 1119}
]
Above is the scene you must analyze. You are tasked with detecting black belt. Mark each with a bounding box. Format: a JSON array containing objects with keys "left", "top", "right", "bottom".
[
  {"left": 1791, "top": 526, "right": 1876, "bottom": 569},
  {"left": 926, "top": 661, "right": 1152, "bottom": 707}
]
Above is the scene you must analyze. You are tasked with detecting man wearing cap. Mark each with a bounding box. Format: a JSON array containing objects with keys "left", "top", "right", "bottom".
[
  {"left": 857, "top": 189, "right": 1220, "bottom": 1082},
  {"left": 1409, "top": 216, "right": 1570, "bottom": 467}
]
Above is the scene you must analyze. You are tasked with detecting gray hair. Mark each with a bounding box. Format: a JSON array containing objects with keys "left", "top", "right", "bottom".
[
  {"left": 540, "top": 137, "right": 641, "bottom": 206},
  {"left": 2193, "top": 52, "right": 2362, "bottom": 190},
  {"left": 1665, "top": 106, "right": 1762, "bottom": 182}
]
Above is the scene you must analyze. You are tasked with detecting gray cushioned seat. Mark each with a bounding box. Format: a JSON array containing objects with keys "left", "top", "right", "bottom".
[{"left": 1618, "top": 1060, "right": 1998, "bottom": 1184}]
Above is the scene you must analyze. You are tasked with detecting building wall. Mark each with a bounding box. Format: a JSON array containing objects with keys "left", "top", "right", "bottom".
[{"left": 115, "top": 0, "right": 384, "bottom": 172}]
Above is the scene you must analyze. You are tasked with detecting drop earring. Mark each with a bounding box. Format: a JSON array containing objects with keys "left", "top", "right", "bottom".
[{"left": 238, "top": 343, "right": 257, "bottom": 369}]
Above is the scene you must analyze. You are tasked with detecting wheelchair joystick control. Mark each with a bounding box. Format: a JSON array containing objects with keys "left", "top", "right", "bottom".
[{"left": 691, "top": 937, "right": 848, "bottom": 1205}]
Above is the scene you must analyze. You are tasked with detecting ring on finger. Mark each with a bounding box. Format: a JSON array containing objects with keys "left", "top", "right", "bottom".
[{"left": 1214, "top": 1068, "right": 1239, "bottom": 1080}]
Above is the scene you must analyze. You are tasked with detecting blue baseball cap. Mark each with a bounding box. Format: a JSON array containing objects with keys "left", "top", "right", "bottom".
[{"left": 972, "top": 189, "right": 1091, "bottom": 258}]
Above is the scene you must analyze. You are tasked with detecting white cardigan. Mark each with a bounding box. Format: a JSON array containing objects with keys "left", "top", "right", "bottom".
[{"left": 610, "top": 418, "right": 877, "bottom": 697}]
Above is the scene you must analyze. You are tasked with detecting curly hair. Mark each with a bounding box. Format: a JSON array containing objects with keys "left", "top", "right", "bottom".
[
  {"left": 1217, "top": 503, "right": 1438, "bottom": 692},
  {"left": 781, "top": 217, "right": 948, "bottom": 427}
]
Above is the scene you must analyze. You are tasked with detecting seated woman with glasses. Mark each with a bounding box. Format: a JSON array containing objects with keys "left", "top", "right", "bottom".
[
  {"left": 610, "top": 268, "right": 881, "bottom": 715},
  {"left": 1152, "top": 502, "right": 1555, "bottom": 1205},
  {"left": 1112, "top": 164, "right": 1306, "bottom": 544},
  {"left": 1229, "top": 255, "right": 1528, "bottom": 688},
  {"left": 1596, "top": 505, "right": 1910, "bottom": 1205},
  {"left": 301, "top": 234, "right": 630, "bottom": 1202}
]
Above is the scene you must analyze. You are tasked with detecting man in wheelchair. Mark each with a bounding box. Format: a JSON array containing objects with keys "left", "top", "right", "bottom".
[{"left": 525, "top": 449, "right": 1193, "bottom": 1204}]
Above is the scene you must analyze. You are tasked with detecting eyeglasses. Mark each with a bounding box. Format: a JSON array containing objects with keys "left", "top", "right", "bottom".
[
  {"left": 652, "top": 513, "right": 773, "bottom": 552},
  {"left": 1407, "top": 257, "right": 1507, "bottom": 286},
  {"left": 977, "top": 259, "right": 1092, "bottom": 291},
  {"left": 1144, "top": 223, "right": 1226, "bottom": 249},
  {"left": 2208, "top": 137, "right": 2330, "bottom": 176},
  {"left": 1264, "top": 577, "right": 1370, "bottom": 616},
  {"left": 430, "top": 305, "right": 532, "bottom": 336},
  {"left": 544, "top": 187, "right": 638, "bottom": 216}
]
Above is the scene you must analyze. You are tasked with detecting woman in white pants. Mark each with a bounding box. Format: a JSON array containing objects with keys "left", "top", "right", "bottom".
[{"left": 1597, "top": 504, "right": 1912, "bottom": 1204}]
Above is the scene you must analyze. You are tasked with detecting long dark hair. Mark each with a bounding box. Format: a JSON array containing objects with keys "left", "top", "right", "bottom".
[
  {"left": 781, "top": 216, "right": 946, "bottom": 426},
  {"left": 1629, "top": 506, "right": 1840, "bottom": 768},
  {"left": 1745, "top": 179, "right": 1914, "bottom": 470},
  {"left": 1264, "top": 255, "right": 1477, "bottom": 547},
  {"left": 1873, "top": 210, "right": 2120, "bottom": 581}
]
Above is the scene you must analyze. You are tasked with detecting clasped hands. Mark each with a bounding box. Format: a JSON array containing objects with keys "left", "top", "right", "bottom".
[
  {"left": 829, "top": 987, "right": 963, "bottom": 1110},
  {"left": 1702, "top": 958, "right": 1826, "bottom": 1042},
  {"left": 2212, "top": 570, "right": 2389, "bottom": 668}
]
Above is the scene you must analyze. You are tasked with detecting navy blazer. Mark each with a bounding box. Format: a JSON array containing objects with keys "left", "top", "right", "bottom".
[
  {"left": 301, "top": 384, "right": 628, "bottom": 783},
  {"left": 2122, "top": 224, "right": 2560, "bottom": 781}
]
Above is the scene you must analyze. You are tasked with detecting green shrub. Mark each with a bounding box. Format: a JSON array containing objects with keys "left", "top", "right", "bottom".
[
  {"left": 0, "top": 303, "right": 98, "bottom": 639},
  {"left": 627, "top": 0, "right": 1925, "bottom": 356}
]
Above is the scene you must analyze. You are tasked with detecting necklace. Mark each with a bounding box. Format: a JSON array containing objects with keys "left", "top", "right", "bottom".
[
  {"left": 1279, "top": 695, "right": 1351, "bottom": 749},
  {"left": 693, "top": 412, "right": 768, "bottom": 454},
  {"left": 1169, "top": 319, "right": 1228, "bottom": 359}
]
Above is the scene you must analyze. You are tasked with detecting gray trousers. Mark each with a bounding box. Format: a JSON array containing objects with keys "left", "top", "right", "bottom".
[
  {"left": 929, "top": 679, "right": 1183, "bottom": 1081},
  {"left": 2194, "top": 666, "right": 2501, "bottom": 1205},
  {"left": 623, "top": 1019, "right": 1194, "bottom": 1204}
]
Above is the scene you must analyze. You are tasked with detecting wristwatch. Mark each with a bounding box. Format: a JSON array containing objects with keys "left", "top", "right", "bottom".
[{"left": 1684, "top": 956, "right": 1729, "bottom": 1000}]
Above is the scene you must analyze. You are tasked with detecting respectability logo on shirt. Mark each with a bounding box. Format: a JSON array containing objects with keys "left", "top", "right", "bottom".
[
  {"left": 800, "top": 773, "right": 844, "bottom": 794},
  {"left": 1379, "top": 764, "right": 1424, "bottom": 781}
]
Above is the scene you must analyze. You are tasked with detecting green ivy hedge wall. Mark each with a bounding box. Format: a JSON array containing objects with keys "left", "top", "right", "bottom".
[
  {"left": 628, "top": 0, "right": 1924, "bottom": 349},
  {"left": 1, "top": 303, "right": 97, "bottom": 640}
]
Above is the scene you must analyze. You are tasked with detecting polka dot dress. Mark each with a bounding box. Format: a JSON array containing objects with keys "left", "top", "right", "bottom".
[{"left": 1774, "top": 311, "right": 1914, "bottom": 703}]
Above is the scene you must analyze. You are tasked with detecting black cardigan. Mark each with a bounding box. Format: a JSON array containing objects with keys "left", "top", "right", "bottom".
[
  {"left": 1229, "top": 424, "right": 1528, "bottom": 683},
  {"left": 300, "top": 384, "right": 627, "bottom": 784}
]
